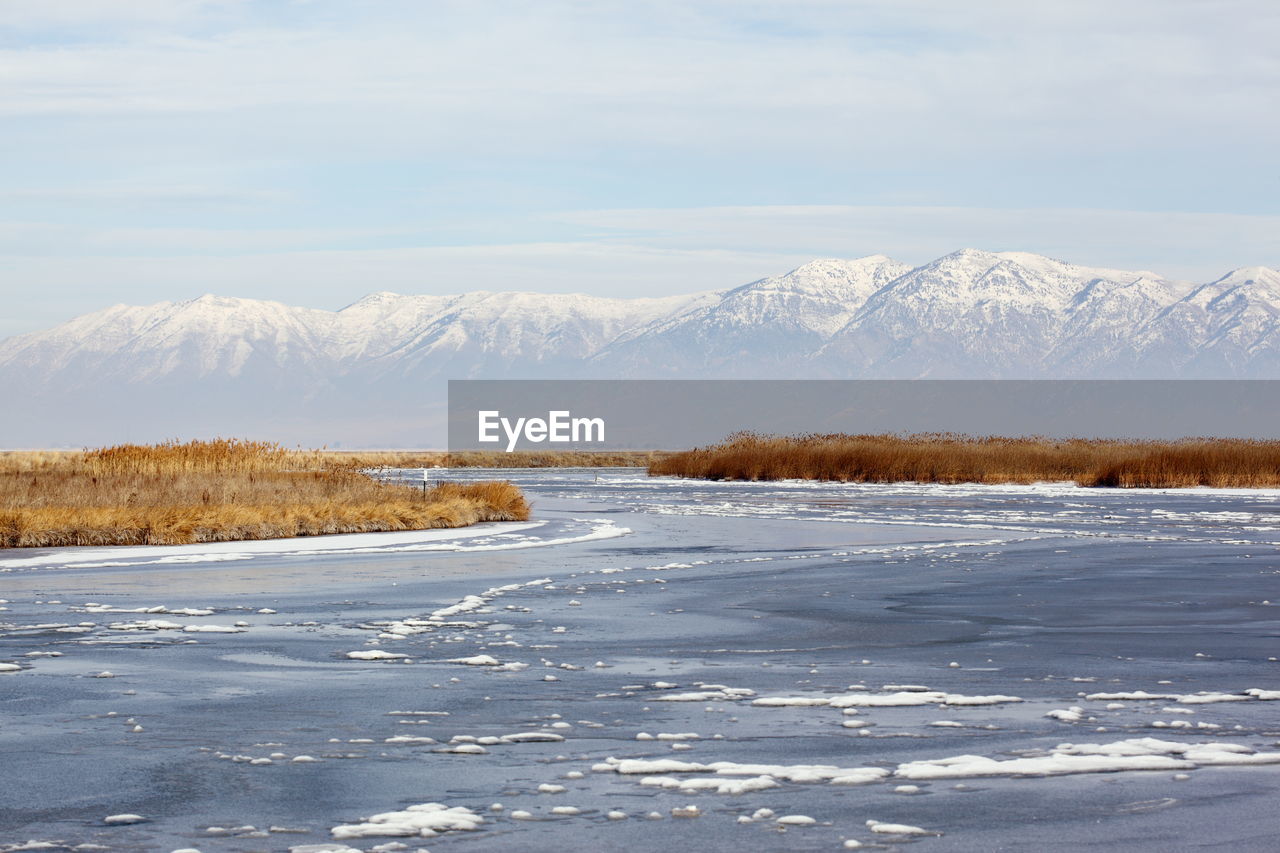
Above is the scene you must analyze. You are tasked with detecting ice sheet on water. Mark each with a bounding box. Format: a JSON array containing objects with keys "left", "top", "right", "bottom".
[
  {"left": 895, "top": 738, "right": 1280, "bottom": 779},
  {"left": 0, "top": 519, "right": 629, "bottom": 573}
]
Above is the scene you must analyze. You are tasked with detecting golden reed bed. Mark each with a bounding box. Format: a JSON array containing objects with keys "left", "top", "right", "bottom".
[
  {"left": 0, "top": 439, "right": 529, "bottom": 548},
  {"left": 647, "top": 432, "right": 1280, "bottom": 488},
  {"left": 323, "top": 449, "right": 663, "bottom": 468}
]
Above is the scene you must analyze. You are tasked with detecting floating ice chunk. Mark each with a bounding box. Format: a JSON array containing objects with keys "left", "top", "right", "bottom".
[
  {"left": 1059, "top": 738, "right": 1280, "bottom": 766},
  {"left": 0, "top": 663, "right": 24, "bottom": 673},
  {"left": 446, "top": 654, "right": 500, "bottom": 666},
  {"left": 510, "top": 810, "right": 534, "bottom": 820},
  {"left": 640, "top": 775, "right": 777, "bottom": 795},
  {"left": 894, "top": 785, "right": 921, "bottom": 794},
  {"left": 330, "top": 803, "right": 483, "bottom": 838},
  {"left": 182, "top": 625, "right": 244, "bottom": 633},
  {"left": 597, "top": 756, "right": 888, "bottom": 786},
  {"left": 896, "top": 737, "right": 1280, "bottom": 780},
  {"left": 829, "top": 769, "right": 890, "bottom": 785},
  {"left": 867, "top": 819, "right": 934, "bottom": 835},
  {"left": 439, "top": 744, "right": 487, "bottom": 755},
  {"left": 1246, "top": 688, "right": 1280, "bottom": 700},
  {"left": 1176, "top": 692, "right": 1249, "bottom": 704},
  {"left": 752, "top": 689, "right": 1022, "bottom": 708},
  {"left": 776, "top": 815, "right": 816, "bottom": 826},
  {"left": 537, "top": 784, "right": 566, "bottom": 794},
  {"left": 655, "top": 732, "right": 700, "bottom": 741},
  {"left": 656, "top": 687, "right": 754, "bottom": 702},
  {"left": 346, "top": 651, "right": 409, "bottom": 661},
  {"left": 384, "top": 736, "right": 437, "bottom": 745},
  {"left": 429, "top": 596, "right": 489, "bottom": 620},
  {"left": 1046, "top": 707, "right": 1085, "bottom": 722},
  {"left": 670, "top": 805, "right": 701, "bottom": 818},
  {"left": 109, "top": 619, "right": 184, "bottom": 631},
  {"left": 944, "top": 694, "right": 1022, "bottom": 706},
  {"left": 837, "top": 691, "right": 939, "bottom": 707},
  {"left": 551, "top": 806, "right": 580, "bottom": 815},
  {"left": 753, "top": 697, "right": 833, "bottom": 707},
  {"left": 896, "top": 751, "right": 1188, "bottom": 779},
  {"left": 502, "top": 732, "right": 565, "bottom": 743},
  {"left": 607, "top": 810, "right": 628, "bottom": 820},
  {"left": 103, "top": 813, "right": 146, "bottom": 825},
  {"left": 605, "top": 758, "right": 709, "bottom": 775}
]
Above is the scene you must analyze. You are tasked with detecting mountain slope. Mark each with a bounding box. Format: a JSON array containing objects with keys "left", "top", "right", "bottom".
[
  {"left": 817, "top": 249, "right": 1194, "bottom": 377},
  {"left": 591, "top": 256, "right": 912, "bottom": 377}
]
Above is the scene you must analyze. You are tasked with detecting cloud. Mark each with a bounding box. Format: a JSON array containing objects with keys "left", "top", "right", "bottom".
[
  {"left": 0, "top": 0, "right": 1274, "bottom": 161},
  {"left": 2, "top": 2, "right": 1277, "bottom": 338},
  {"left": 2, "top": 184, "right": 289, "bottom": 206}
]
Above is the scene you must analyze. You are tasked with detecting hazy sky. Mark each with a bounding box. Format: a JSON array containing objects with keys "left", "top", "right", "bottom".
[{"left": 3, "top": 0, "right": 1278, "bottom": 337}]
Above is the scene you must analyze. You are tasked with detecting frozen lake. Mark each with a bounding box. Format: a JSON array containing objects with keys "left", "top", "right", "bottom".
[{"left": 2, "top": 471, "right": 1279, "bottom": 851}]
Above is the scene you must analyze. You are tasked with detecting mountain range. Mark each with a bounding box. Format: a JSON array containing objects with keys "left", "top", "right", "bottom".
[{"left": 4, "top": 249, "right": 1279, "bottom": 446}]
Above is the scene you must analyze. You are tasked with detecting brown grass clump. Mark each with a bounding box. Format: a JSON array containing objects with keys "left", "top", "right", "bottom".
[
  {"left": 0, "top": 439, "right": 530, "bottom": 548},
  {"left": 648, "top": 432, "right": 1280, "bottom": 489}
]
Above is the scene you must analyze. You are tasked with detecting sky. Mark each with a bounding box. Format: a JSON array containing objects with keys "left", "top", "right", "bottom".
[{"left": 2, "top": 0, "right": 1278, "bottom": 337}]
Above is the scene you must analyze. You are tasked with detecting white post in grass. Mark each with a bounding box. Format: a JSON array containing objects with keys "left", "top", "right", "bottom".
[{"left": 422, "top": 467, "right": 429, "bottom": 497}]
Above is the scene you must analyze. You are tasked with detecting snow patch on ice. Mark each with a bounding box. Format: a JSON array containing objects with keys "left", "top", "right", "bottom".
[{"left": 330, "top": 802, "right": 483, "bottom": 839}]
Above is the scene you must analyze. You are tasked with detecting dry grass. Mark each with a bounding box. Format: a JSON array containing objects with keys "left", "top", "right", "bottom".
[
  {"left": 648, "top": 432, "right": 1280, "bottom": 488},
  {"left": 320, "top": 449, "right": 666, "bottom": 469},
  {"left": 0, "top": 439, "right": 530, "bottom": 548}
]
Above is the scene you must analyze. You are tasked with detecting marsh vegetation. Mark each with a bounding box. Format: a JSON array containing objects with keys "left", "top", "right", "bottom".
[
  {"left": 648, "top": 432, "right": 1280, "bottom": 488},
  {"left": 0, "top": 439, "right": 529, "bottom": 548}
]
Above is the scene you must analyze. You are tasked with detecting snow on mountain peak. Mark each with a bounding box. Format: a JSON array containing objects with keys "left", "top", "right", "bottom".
[
  {"left": 4, "top": 249, "right": 1280, "bottom": 406},
  {"left": 1211, "top": 266, "right": 1280, "bottom": 288}
]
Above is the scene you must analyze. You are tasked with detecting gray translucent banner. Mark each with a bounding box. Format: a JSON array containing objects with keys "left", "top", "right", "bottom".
[{"left": 447, "top": 380, "right": 1280, "bottom": 451}]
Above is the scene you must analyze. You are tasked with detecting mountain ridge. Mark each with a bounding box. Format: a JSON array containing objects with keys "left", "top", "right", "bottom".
[{"left": 3, "top": 250, "right": 1278, "bottom": 445}]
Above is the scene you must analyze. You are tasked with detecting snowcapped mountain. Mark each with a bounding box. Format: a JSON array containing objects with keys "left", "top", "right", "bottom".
[
  {"left": 2, "top": 250, "right": 1278, "bottom": 445},
  {"left": 590, "top": 256, "right": 911, "bottom": 377},
  {"left": 817, "top": 249, "right": 1198, "bottom": 377}
]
